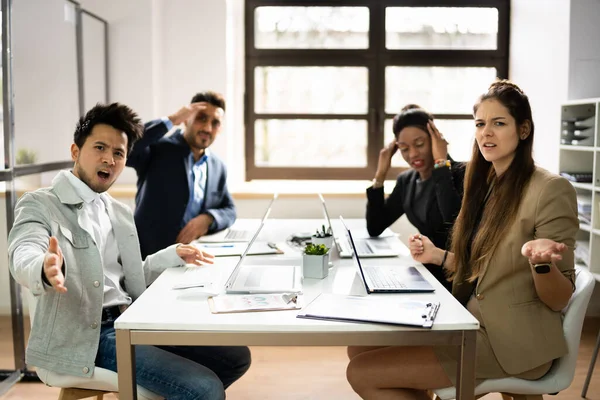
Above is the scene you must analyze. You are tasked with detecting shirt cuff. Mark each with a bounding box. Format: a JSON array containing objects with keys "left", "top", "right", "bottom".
[
  {"left": 205, "top": 211, "right": 218, "bottom": 232},
  {"left": 161, "top": 116, "right": 174, "bottom": 131}
]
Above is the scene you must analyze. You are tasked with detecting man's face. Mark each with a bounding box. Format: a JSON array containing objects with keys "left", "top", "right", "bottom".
[
  {"left": 71, "top": 123, "right": 128, "bottom": 193},
  {"left": 183, "top": 103, "right": 224, "bottom": 152}
]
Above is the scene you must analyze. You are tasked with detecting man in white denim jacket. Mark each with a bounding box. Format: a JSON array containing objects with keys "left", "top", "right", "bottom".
[{"left": 8, "top": 103, "right": 251, "bottom": 399}]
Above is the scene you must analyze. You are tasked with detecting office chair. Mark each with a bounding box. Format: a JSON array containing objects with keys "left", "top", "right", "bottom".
[
  {"left": 434, "top": 267, "right": 595, "bottom": 400},
  {"left": 581, "top": 318, "right": 600, "bottom": 397},
  {"left": 25, "top": 289, "right": 163, "bottom": 400}
]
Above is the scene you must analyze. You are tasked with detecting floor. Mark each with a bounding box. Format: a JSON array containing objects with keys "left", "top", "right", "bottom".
[{"left": 0, "top": 316, "right": 598, "bottom": 399}]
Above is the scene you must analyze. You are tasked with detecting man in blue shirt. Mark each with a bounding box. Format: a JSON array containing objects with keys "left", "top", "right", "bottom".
[{"left": 128, "top": 91, "right": 236, "bottom": 257}]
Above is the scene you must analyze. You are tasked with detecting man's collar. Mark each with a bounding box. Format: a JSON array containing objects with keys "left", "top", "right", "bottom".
[{"left": 58, "top": 170, "right": 102, "bottom": 205}]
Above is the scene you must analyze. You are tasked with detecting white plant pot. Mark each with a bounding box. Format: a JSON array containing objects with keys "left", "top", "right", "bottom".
[
  {"left": 302, "top": 253, "right": 330, "bottom": 279},
  {"left": 310, "top": 235, "right": 334, "bottom": 250}
]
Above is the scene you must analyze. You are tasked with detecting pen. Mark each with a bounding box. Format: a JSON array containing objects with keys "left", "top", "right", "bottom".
[{"left": 203, "top": 244, "right": 235, "bottom": 248}]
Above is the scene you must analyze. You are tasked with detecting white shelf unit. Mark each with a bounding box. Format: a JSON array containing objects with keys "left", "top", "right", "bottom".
[{"left": 559, "top": 99, "right": 600, "bottom": 277}]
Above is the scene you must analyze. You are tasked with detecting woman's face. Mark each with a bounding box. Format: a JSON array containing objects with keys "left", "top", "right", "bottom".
[
  {"left": 396, "top": 126, "right": 434, "bottom": 173},
  {"left": 474, "top": 98, "right": 521, "bottom": 175}
]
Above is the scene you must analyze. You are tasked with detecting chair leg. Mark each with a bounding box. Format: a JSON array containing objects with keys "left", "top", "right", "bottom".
[
  {"left": 57, "top": 387, "right": 109, "bottom": 400},
  {"left": 582, "top": 327, "right": 600, "bottom": 398}
]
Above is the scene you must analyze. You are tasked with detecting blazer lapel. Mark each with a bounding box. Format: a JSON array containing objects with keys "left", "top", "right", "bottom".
[{"left": 403, "top": 173, "right": 420, "bottom": 227}]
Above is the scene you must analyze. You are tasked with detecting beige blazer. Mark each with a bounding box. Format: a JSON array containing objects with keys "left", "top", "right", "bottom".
[{"left": 452, "top": 167, "right": 578, "bottom": 375}]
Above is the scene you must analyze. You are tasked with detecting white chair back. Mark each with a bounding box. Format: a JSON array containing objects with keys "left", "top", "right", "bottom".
[
  {"left": 435, "top": 266, "right": 596, "bottom": 399},
  {"left": 25, "top": 289, "right": 162, "bottom": 400}
]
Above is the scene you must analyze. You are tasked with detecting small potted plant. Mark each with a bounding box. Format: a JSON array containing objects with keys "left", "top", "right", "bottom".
[
  {"left": 311, "top": 224, "right": 334, "bottom": 250},
  {"left": 303, "top": 242, "right": 330, "bottom": 279},
  {"left": 15, "top": 148, "right": 40, "bottom": 190}
]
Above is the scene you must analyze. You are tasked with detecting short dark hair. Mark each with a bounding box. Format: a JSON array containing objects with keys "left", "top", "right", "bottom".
[
  {"left": 391, "top": 104, "right": 434, "bottom": 137},
  {"left": 190, "top": 91, "right": 226, "bottom": 111},
  {"left": 74, "top": 103, "right": 143, "bottom": 154}
]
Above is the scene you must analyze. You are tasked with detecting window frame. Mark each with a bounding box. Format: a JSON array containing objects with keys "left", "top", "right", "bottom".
[{"left": 244, "top": 0, "right": 510, "bottom": 180}]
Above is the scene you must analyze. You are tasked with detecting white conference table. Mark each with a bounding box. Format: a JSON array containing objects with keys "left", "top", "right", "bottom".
[{"left": 115, "top": 219, "right": 479, "bottom": 400}]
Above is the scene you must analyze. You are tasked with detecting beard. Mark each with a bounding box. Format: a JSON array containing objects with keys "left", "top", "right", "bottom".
[{"left": 73, "top": 163, "right": 113, "bottom": 193}]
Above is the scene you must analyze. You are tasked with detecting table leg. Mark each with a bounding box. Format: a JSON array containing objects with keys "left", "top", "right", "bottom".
[
  {"left": 456, "top": 330, "right": 476, "bottom": 400},
  {"left": 116, "top": 328, "right": 137, "bottom": 400}
]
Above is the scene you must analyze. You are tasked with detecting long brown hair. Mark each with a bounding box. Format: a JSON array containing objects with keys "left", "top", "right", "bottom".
[{"left": 448, "top": 80, "right": 535, "bottom": 282}]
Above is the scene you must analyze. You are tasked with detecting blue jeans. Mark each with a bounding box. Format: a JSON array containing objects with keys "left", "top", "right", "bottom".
[{"left": 95, "top": 321, "right": 251, "bottom": 399}]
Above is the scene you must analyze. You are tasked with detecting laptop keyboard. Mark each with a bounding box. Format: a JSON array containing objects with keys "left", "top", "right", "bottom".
[
  {"left": 225, "top": 229, "right": 250, "bottom": 240},
  {"left": 354, "top": 240, "right": 374, "bottom": 255},
  {"left": 364, "top": 267, "right": 407, "bottom": 289}
]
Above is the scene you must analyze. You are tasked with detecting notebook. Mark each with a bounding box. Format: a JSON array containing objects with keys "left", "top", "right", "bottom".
[
  {"left": 340, "top": 216, "right": 435, "bottom": 294},
  {"left": 223, "top": 217, "right": 302, "bottom": 294},
  {"left": 198, "top": 193, "right": 278, "bottom": 242},
  {"left": 297, "top": 293, "right": 440, "bottom": 328},
  {"left": 317, "top": 193, "right": 400, "bottom": 258}
]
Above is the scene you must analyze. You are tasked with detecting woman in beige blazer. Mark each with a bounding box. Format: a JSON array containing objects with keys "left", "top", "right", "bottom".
[{"left": 346, "top": 80, "right": 578, "bottom": 399}]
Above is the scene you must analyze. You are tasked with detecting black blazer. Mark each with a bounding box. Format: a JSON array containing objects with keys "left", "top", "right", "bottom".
[
  {"left": 127, "top": 119, "right": 236, "bottom": 257},
  {"left": 366, "top": 161, "right": 465, "bottom": 288}
]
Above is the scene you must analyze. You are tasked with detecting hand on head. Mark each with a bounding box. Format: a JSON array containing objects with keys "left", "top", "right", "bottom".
[
  {"left": 168, "top": 102, "right": 208, "bottom": 126},
  {"left": 44, "top": 236, "right": 67, "bottom": 293},
  {"left": 428, "top": 121, "right": 448, "bottom": 161},
  {"left": 375, "top": 140, "right": 398, "bottom": 179},
  {"left": 176, "top": 244, "right": 215, "bottom": 266},
  {"left": 521, "top": 238, "right": 566, "bottom": 265}
]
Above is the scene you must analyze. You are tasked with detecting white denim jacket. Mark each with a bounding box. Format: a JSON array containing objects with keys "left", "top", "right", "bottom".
[{"left": 8, "top": 171, "right": 184, "bottom": 377}]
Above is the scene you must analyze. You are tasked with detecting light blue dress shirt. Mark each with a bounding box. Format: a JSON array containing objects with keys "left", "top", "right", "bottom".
[{"left": 160, "top": 118, "right": 212, "bottom": 229}]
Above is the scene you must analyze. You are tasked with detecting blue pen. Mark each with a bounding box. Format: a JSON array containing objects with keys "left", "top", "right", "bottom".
[{"left": 203, "top": 244, "right": 235, "bottom": 248}]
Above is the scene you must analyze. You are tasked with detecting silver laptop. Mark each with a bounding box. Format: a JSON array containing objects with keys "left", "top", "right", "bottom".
[
  {"left": 317, "top": 193, "right": 400, "bottom": 258},
  {"left": 340, "top": 217, "right": 434, "bottom": 294},
  {"left": 224, "top": 215, "right": 302, "bottom": 294},
  {"left": 199, "top": 193, "right": 278, "bottom": 243}
]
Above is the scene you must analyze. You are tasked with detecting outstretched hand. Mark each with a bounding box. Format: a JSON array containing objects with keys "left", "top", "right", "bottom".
[
  {"left": 521, "top": 238, "right": 566, "bottom": 265},
  {"left": 43, "top": 236, "right": 66, "bottom": 293}
]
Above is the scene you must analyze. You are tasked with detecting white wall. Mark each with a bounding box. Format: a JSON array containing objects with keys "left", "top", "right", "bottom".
[
  {"left": 12, "top": 0, "right": 79, "bottom": 170},
  {"left": 509, "top": 0, "right": 570, "bottom": 173},
  {"left": 568, "top": 0, "right": 600, "bottom": 100}
]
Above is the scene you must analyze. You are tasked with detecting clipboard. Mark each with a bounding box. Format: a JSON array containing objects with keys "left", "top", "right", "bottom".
[
  {"left": 296, "top": 293, "right": 440, "bottom": 328},
  {"left": 208, "top": 293, "right": 302, "bottom": 314},
  {"left": 197, "top": 241, "right": 284, "bottom": 257}
]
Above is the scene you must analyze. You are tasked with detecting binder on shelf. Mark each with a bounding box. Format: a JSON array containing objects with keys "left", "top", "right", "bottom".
[
  {"left": 560, "top": 172, "right": 593, "bottom": 183},
  {"left": 296, "top": 293, "right": 440, "bottom": 328}
]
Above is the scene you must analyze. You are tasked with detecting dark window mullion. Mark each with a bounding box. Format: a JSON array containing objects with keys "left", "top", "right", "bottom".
[
  {"left": 369, "top": 2, "right": 386, "bottom": 176},
  {"left": 248, "top": 54, "right": 373, "bottom": 67},
  {"left": 253, "top": 114, "right": 367, "bottom": 120},
  {"left": 384, "top": 113, "right": 473, "bottom": 120}
]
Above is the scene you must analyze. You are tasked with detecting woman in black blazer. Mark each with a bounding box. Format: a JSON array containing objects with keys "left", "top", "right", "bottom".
[{"left": 366, "top": 105, "right": 465, "bottom": 289}]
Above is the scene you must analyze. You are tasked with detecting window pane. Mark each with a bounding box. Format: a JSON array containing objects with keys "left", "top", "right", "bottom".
[
  {"left": 384, "top": 118, "right": 474, "bottom": 168},
  {"left": 386, "top": 7, "right": 498, "bottom": 50},
  {"left": 386, "top": 66, "right": 497, "bottom": 115},
  {"left": 255, "top": 120, "right": 367, "bottom": 167},
  {"left": 255, "top": 67, "right": 368, "bottom": 114},
  {"left": 255, "top": 6, "right": 369, "bottom": 49}
]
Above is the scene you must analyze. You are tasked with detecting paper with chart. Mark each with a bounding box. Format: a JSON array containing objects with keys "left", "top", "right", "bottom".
[{"left": 208, "top": 293, "right": 303, "bottom": 313}]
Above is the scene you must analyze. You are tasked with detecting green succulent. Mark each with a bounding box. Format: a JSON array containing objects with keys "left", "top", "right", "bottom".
[{"left": 304, "top": 242, "right": 329, "bottom": 255}]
